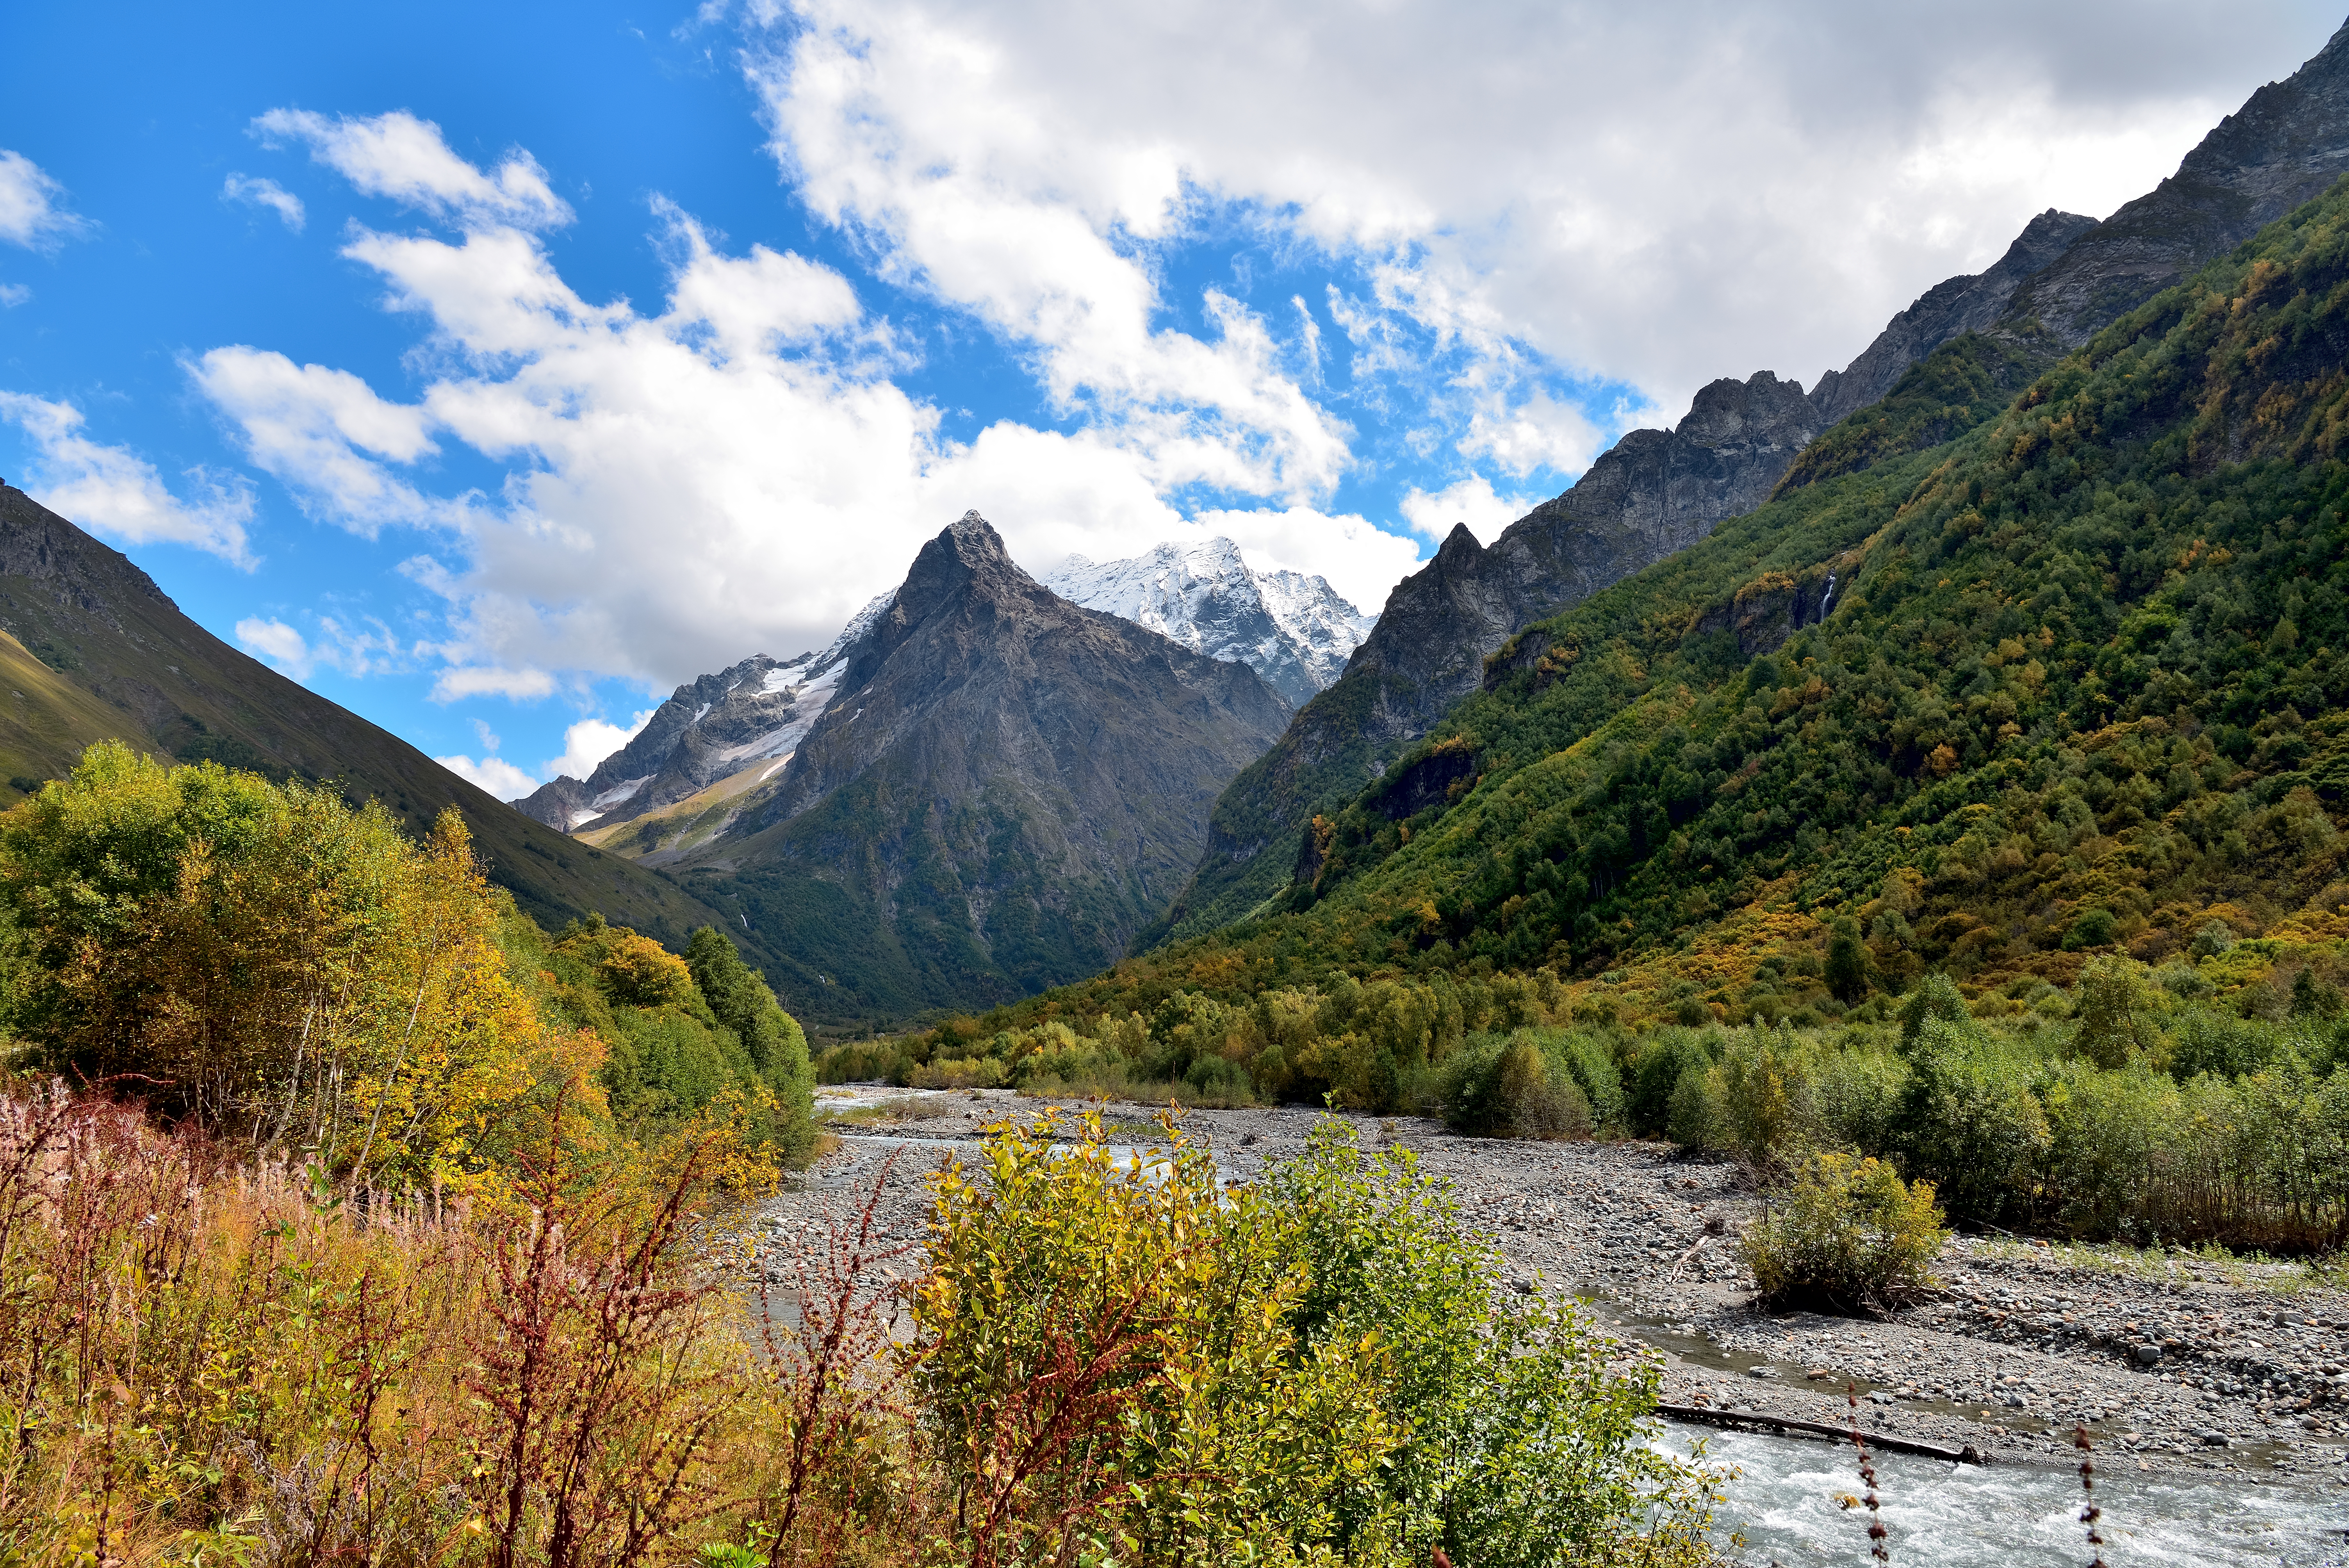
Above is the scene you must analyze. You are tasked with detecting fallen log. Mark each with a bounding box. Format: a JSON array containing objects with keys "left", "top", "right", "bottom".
[{"left": 1654, "top": 1403, "right": 1985, "bottom": 1465}]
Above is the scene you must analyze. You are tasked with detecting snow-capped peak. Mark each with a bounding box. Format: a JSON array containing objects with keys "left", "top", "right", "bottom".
[{"left": 1043, "top": 538, "right": 1373, "bottom": 706}]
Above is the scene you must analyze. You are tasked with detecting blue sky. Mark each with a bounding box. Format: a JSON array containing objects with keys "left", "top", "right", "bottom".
[{"left": 0, "top": 1, "right": 2336, "bottom": 796}]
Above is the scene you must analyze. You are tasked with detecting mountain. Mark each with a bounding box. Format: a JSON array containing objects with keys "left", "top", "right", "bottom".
[
  {"left": 640, "top": 513, "right": 1290, "bottom": 1028},
  {"left": 0, "top": 484, "right": 759, "bottom": 954},
  {"left": 515, "top": 593, "right": 893, "bottom": 834},
  {"left": 1807, "top": 209, "right": 2099, "bottom": 423},
  {"left": 986, "top": 166, "right": 2349, "bottom": 1049},
  {"left": 1041, "top": 537, "right": 1370, "bottom": 705},
  {"left": 1998, "top": 18, "right": 2349, "bottom": 349},
  {"left": 1153, "top": 21, "right": 2349, "bottom": 948}
]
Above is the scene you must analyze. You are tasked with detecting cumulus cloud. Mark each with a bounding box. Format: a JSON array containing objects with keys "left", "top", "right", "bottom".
[
  {"left": 750, "top": 0, "right": 2322, "bottom": 413},
  {"left": 1398, "top": 476, "right": 1546, "bottom": 547},
  {"left": 0, "top": 150, "right": 91, "bottom": 251},
  {"left": 222, "top": 173, "right": 305, "bottom": 230},
  {"left": 432, "top": 752, "right": 540, "bottom": 799},
  {"left": 545, "top": 710, "right": 656, "bottom": 782},
  {"left": 188, "top": 348, "right": 463, "bottom": 535},
  {"left": 756, "top": 22, "right": 1352, "bottom": 502},
  {"left": 0, "top": 393, "right": 256, "bottom": 565},
  {"left": 201, "top": 111, "right": 1414, "bottom": 696},
  {"left": 253, "top": 109, "right": 573, "bottom": 230}
]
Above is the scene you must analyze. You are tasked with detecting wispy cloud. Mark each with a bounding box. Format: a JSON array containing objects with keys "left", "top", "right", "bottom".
[
  {"left": 432, "top": 752, "right": 540, "bottom": 799},
  {"left": 0, "top": 393, "right": 256, "bottom": 565},
  {"left": 253, "top": 109, "right": 573, "bottom": 231},
  {"left": 233, "top": 611, "right": 406, "bottom": 679},
  {"left": 221, "top": 173, "right": 305, "bottom": 231},
  {"left": 0, "top": 150, "right": 93, "bottom": 252}
]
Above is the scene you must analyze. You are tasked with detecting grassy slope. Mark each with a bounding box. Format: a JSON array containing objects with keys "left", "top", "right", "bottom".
[
  {"left": 0, "top": 488, "right": 763, "bottom": 968},
  {"left": 978, "top": 174, "right": 2349, "bottom": 1027}
]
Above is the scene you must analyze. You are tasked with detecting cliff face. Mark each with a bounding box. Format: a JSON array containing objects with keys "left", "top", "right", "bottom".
[
  {"left": 1809, "top": 208, "right": 2098, "bottom": 423},
  {"left": 1998, "top": 20, "right": 2349, "bottom": 347},
  {"left": 515, "top": 595, "right": 893, "bottom": 834},
  {"left": 672, "top": 513, "right": 1292, "bottom": 1023}
]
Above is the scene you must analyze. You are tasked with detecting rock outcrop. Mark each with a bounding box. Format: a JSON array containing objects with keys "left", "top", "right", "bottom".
[{"left": 1809, "top": 208, "right": 2098, "bottom": 422}]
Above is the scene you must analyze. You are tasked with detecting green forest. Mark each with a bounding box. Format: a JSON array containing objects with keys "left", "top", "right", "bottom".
[{"left": 816, "top": 175, "right": 2349, "bottom": 1255}]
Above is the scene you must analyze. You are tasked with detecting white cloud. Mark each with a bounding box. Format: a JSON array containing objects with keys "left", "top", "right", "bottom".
[
  {"left": 0, "top": 393, "right": 256, "bottom": 565},
  {"left": 234, "top": 611, "right": 405, "bottom": 679},
  {"left": 433, "top": 752, "right": 541, "bottom": 799},
  {"left": 430, "top": 665, "right": 559, "bottom": 702},
  {"left": 222, "top": 173, "right": 305, "bottom": 231},
  {"left": 1399, "top": 476, "right": 1545, "bottom": 547},
  {"left": 749, "top": 0, "right": 2326, "bottom": 413},
  {"left": 1456, "top": 387, "right": 1606, "bottom": 479},
  {"left": 754, "top": 23, "right": 1352, "bottom": 502},
  {"left": 0, "top": 150, "right": 91, "bottom": 251},
  {"left": 0, "top": 285, "right": 25, "bottom": 308},
  {"left": 187, "top": 347, "right": 462, "bottom": 535},
  {"left": 545, "top": 710, "right": 656, "bottom": 782},
  {"left": 235, "top": 617, "right": 311, "bottom": 672},
  {"left": 201, "top": 114, "right": 1415, "bottom": 696},
  {"left": 253, "top": 109, "right": 573, "bottom": 231}
]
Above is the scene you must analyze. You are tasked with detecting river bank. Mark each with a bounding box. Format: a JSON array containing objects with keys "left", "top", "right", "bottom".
[{"left": 761, "top": 1087, "right": 2349, "bottom": 1502}]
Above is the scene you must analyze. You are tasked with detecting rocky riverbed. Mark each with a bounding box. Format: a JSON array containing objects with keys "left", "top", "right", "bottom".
[{"left": 755, "top": 1087, "right": 2349, "bottom": 1498}]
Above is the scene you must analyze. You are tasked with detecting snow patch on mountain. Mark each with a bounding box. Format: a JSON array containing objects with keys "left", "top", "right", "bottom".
[
  {"left": 512, "top": 590, "right": 898, "bottom": 834},
  {"left": 1043, "top": 538, "right": 1372, "bottom": 706}
]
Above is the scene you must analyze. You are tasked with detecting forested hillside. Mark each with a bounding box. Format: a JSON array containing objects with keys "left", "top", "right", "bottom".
[{"left": 908, "top": 173, "right": 2349, "bottom": 1066}]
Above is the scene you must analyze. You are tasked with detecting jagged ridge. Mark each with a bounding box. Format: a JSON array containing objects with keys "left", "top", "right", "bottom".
[{"left": 1043, "top": 537, "right": 1371, "bottom": 707}]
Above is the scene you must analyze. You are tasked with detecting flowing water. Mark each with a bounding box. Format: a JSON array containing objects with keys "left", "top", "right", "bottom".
[{"left": 1660, "top": 1420, "right": 2349, "bottom": 1566}]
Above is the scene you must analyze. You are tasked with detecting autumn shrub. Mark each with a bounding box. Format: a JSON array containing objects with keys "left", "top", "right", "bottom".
[
  {"left": 911, "top": 1110, "right": 1720, "bottom": 1568},
  {"left": 0, "top": 744, "right": 816, "bottom": 1174},
  {"left": 1666, "top": 1063, "right": 1727, "bottom": 1150},
  {"left": 0, "top": 1082, "right": 800, "bottom": 1568},
  {"left": 1741, "top": 1151, "right": 1946, "bottom": 1311},
  {"left": 1626, "top": 1031, "right": 1715, "bottom": 1137},
  {"left": 1893, "top": 1018, "right": 2052, "bottom": 1227}
]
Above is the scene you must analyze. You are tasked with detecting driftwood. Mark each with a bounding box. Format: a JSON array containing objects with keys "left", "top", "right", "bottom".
[{"left": 1654, "top": 1403, "right": 1986, "bottom": 1465}]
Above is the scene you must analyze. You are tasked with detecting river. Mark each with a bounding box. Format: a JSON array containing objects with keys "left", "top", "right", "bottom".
[{"left": 1660, "top": 1420, "right": 2349, "bottom": 1566}]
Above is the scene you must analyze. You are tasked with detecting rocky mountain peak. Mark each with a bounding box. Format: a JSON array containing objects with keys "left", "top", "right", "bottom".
[
  {"left": 1679, "top": 371, "right": 1813, "bottom": 445},
  {"left": 1998, "top": 18, "right": 2349, "bottom": 347},
  {"left": 657, "top": 510, "right": 1293, "bottom": 1016},
  {"left": 1043, "top": 535, "right": 1372, "bottom": 705}
]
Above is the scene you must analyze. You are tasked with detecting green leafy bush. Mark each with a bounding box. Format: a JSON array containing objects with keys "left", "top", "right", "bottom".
[
  {"left": 1439, "top": 1034, "right": 1593, "bottom": 1140},
  {"left": 1895, "top": 1017, "right": 2051, "bottom": 1226},
  {"left": 1741, "top": 1151, "right": 1946, "bottom": 1311}
]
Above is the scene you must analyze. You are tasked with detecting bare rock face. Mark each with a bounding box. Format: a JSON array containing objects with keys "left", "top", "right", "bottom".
[
  {"left": 1809, "top": 208, "right": 2098, "bottom": 423},
  {"left": 674, "top": 513, "right": 1293, "bottom": 1020},
  {"left": 1999, "top": 19, "right": 2349, "bottom": 347}
]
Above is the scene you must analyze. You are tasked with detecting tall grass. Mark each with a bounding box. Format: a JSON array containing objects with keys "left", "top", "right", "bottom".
[{"left": 0, "top": 1081, "right": 879, "bottom": 1566}]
